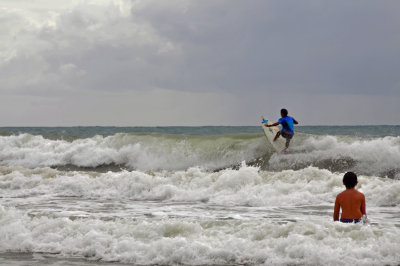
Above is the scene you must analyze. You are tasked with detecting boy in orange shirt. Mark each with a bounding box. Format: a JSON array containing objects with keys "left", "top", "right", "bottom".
[{"left": 334, "top": 172, "right": 366, "bottom": 223}]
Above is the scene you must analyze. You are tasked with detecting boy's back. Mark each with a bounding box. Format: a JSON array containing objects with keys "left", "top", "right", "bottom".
[{"left": 334, "top": 188, "right": 365, "bottom": 220}]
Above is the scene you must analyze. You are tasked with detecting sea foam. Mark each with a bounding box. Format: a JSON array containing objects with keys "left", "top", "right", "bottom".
[
  {"left": 0, "top": 133, "right": 265, "bottom": 171},
  {"left": 0, "top": 203, "right": 399, "bottom": 265},
  {"left": 1, "top": 133, "right": 400, "bottom": 178},
  {"left": 270, "top": 135, "right": 400, "bottom": 178},
  {"left": 1, "top": 165, "right": 399, "bottom": 264},
  {"left": 0, "top": 165, "right": 399, "bottom": 209}
]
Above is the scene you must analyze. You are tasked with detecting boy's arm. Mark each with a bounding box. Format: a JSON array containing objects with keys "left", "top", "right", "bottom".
[
  {"left": 265, "top": 122, "right": 280, "bottom": 127},
  {"left": 360, "top": 194, "right": 366, "bottom": 215},
  {"left": 333, "top": 197, "right": 340, "bottom": 221},
  {"left": 293, "top": 118, "right": 299, "bottom": 125}
]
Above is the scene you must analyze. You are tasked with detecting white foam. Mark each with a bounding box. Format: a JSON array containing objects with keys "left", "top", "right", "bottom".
[
  {"left": 0, "top": 133, "right": 265, "bottom": 171},
  {"left": 0, "top": 165, "right": 399, "bottom": 209},
  {"left": 270, "top": 135, "right": 400, "bottom": 177},
  {"left": 0, "top": 204, "right": 399, "bottom": 265},
  {"left": 2, "top": 133, "right": 400, "bottom": 177},
  {"left": 1, "top": 165, "right": 400, "bottom": 264}
]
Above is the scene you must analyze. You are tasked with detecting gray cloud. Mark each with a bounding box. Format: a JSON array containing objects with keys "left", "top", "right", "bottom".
[
  {"left": 0, "top": 0, "right": 399, "bottom": 126},
  {"left": 130, "top": 1, "right": 400, "bottom": 95}
]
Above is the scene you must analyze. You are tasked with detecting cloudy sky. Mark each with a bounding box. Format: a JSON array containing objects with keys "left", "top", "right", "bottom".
[{"left": 1, "top": 0, "right": 399, "bottom": 126}]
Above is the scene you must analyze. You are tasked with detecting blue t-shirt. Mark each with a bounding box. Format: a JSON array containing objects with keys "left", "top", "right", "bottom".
[{"left": 278, "top": 116, "right": 295, "bottom": 134}]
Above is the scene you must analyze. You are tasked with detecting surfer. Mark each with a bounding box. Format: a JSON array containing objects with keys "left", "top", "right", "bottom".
[
  {"left": 264, "top": 108, "right": 298, "bottom": 150},
  {"left": 333, "top": 172, "right": 366, "bottom": 223}
]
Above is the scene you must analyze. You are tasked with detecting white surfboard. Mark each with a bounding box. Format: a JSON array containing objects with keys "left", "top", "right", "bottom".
[{"left": 261, "top": 116, "right": 286, "bottom": 152}]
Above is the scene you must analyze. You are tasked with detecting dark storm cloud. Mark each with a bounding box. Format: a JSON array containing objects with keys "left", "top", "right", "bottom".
[{"left": 132, "top": 0, "right": 400, "bottom": 96}]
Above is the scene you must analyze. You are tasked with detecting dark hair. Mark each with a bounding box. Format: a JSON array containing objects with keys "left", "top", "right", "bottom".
[
  {"left": 343, "top": 172, "right": 358, "bottom": 188},
  {"left": 281, "top": 108, "right": 288, "bottom": 116}
]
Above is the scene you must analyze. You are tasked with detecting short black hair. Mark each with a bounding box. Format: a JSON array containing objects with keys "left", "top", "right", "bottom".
[
  {"left": 343, "top": 172, "right": 358, "bottom": 188},
  {"left": 281, "top": 108, "right": 288, "bottom": 116}
]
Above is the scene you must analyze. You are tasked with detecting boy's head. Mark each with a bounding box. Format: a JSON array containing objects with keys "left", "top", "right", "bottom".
[
  {"left": 281, "top": 108, "right": 288, "bottom": 117},
  {"left": 343, "top": 172, "right": 358, "bottom": 189}
]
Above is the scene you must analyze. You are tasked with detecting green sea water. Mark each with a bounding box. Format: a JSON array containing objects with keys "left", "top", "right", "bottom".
[{"left": 0, "top": 125, "right": 399, "bottom": 139}]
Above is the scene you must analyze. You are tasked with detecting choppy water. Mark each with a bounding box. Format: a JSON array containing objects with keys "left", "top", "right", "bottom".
[{"left": 0, "top": 126, "right": 399, "bottom": 265}]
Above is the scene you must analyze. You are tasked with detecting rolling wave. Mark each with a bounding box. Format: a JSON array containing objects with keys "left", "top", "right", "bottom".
[
  {"left": 266, "top": 135, "right": 400, "bottom": 178},
  {"left": 0, "top": 133, "right": 266, "bottom": 171},
  {"left": 0, "top": 133, "right": 399, "bottom": 178}
]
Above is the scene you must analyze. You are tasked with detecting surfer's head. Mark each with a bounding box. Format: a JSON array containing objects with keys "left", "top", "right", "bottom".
[
  {"left": 343, "top": 172, "right": 358, "bottom": 189},
  {"left": 280, "top": 108, "right": 288, "bottom": 117}
]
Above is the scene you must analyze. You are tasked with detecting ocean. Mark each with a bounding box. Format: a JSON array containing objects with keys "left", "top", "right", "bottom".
[{"left": 0, "top": 126, "right": 399, "bottom": 265}]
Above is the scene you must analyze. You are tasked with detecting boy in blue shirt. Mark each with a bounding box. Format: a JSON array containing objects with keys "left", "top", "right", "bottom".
[{"left": 265, "top": 108, "right": 299, "bottom": 150}]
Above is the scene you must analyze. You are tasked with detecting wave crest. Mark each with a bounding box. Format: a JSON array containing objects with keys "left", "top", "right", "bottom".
[
  {"left": 268, "top": 135, "right": 400, "bottom": 178},
  {"left": 0, "top": 133, "right": 266, "bottom": 171},
  {"left": 1, "top": 133, "right": 400, "bottom": 178}
]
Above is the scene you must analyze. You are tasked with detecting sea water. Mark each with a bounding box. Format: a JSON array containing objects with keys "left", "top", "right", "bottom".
[{"left": 0, "top": 126, "right": 399, "bottom": 265}]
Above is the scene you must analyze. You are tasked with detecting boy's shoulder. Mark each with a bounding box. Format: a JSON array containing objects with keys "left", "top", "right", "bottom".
[
  {"left": 336, "top": 190, "right": 347, "bottom": 198},
  {"left": 338, "top": 188, "right": 365, "bottom": 198},
  {"left": 356, "top": 189, "right": 366, "bottom": 198},
  {"left": 351, "top": 189, "right": 365, "bottom": 196}
]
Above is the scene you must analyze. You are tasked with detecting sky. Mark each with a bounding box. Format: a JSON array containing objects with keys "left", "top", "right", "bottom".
[{"left": 1, "top": 0, "right": 399, "bottom": 126}]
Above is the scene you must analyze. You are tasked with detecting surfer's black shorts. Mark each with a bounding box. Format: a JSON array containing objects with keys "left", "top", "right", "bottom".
[
  {"left": 340, "top": 218, "right": 362, "bottom": 223},
  {"left": 281, "top": 130, "right": 294, "bottom": 140}
]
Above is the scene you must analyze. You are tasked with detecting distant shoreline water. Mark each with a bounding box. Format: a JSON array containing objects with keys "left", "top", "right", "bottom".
[{"left": 1, "top": 125, "right": 399, "bottom": 138}]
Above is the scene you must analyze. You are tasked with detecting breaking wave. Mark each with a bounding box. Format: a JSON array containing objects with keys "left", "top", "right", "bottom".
[{"left": 0, "top": 133, "right": 399, "bottom": 178}]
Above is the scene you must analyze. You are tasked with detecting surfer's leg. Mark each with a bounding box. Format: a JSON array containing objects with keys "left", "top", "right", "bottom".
[
  {"left": 285, "top": 138, "right": 290, "bottom": 149},
  {"left": 273, "top": 131, "right": 281, "bottom": 142},
  {"left": 281, "top": 131, "right": 293, "bottom": 149}
]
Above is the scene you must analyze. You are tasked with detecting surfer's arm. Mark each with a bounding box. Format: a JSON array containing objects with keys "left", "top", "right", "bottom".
[
  {"left": 293, "top": 119, "right": 299, "bottom": 125},
  {"left": 265, "top": 122, "right": 280, "bottom": 127}
]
